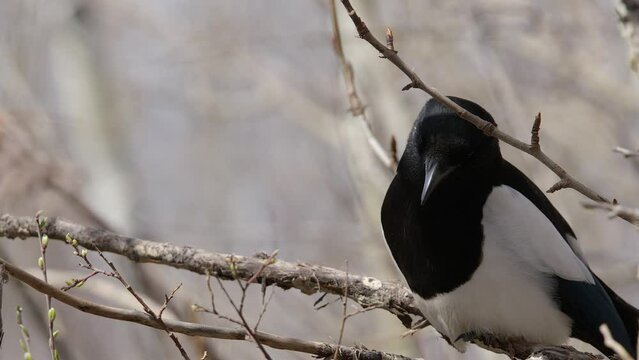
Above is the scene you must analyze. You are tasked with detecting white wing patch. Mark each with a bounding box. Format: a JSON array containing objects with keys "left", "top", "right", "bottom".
[
  {"left": 417, "top": 185, "right": 589, "bottom": 346},
  {"left": 482, "top": 185, "right": 594, "bottom": 284}
]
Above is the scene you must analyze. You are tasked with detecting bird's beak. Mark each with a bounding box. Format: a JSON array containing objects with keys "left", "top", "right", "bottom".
[{"left": 421, "top": 161, "right": 457, "bottom": 205}]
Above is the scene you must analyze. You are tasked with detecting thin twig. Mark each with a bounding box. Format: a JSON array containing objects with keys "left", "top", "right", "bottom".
[
  {"left": 599, "top": 324, "right": 634, "bottom": 360},
  {"left": 253, "top": 288, "right": 274, "bottom": 333},
  {"left": 344, "top": 304, "right": 385, "bottom": 321},
  {"left": 337, "top": 0, "right": 620, "bottom": 211},
  {"left": 94, "top": 247, "right": 191, "bottom": 360},
  {"left": 583, "top": 201, "right": 639, "bottom": 226},
  {"left": 159, "top": 283, "right": 183, "bottom": 320},
  {"left": 613, "top": 146, "right": 639, "bottom": 158},
  {"left": 333, "top": 261, "right": 349, "bottom": 360},
  {"left": 401, "top": 318, "right": 430, "bottom": 338},
  {"left": 16, "top": 305, "right": 32, "bottom": 358},
  {"left": 35, "top": 213, "right": 58, "bottom": 360},
  {"left": 329, "top": 0, "right": 396, "bottom": 172},
  {"left": 214, "top": 255, "right": 275, "bottom": 360}
]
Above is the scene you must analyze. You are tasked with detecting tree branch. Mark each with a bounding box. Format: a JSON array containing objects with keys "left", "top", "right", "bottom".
[
  {"left": 583, "top": 201, "right": 639, "bottom": 226},
  {"left": 329, "top": 0, "right": 397, "bottom": 172},
  {"left": 337, "top": 0, "right": 621, "bottom": 211},
  {"left": 613, "top": 146, "right": 639, "bottom": 159},
  {"left": 0, "top": 256, "right": 416, "bottom": 360},
  {"left": 0, "top": 214, "right": 608, "bottom": 360},
  {"left": 0, "top": 214, "right": 422, "bottom": 328}
]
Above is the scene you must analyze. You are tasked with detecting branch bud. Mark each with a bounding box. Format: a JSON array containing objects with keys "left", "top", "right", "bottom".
[{"left": 48, "top": 307, "right": 56, "bottom": 322}]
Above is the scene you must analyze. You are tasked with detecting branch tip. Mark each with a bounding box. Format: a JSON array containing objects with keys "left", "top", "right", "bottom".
[
  {"left": 547, "top": 179, "right": 569, "bottom": 193},
  {"left": 401, "top": 82, "right": 416, "bottom": 91},
  {"left": 530, "top": 112, "right": 541, "bottom": 150}
]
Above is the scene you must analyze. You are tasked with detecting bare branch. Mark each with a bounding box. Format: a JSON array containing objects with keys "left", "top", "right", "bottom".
[
  {"left": 0, "top": 214, "right": 613, "bottom": 359},
  {"left": 600, "top": 324, "right": 634, "bottom": 360},
  {"left": 583, "top": 201, "right": 639, "bottom": 226},
  {"left": 0, "top": 256, "right": 416, "bottom": 360},
  {"left": 329, "top": 0, "right": 397, "bottom": 172},
  {"left": 159, "top": 283, "right": 183, "bottom": 320},
  {"left": 213, "top": 256, "right": 274, "bottom": 360},
  {"left": 337, "top": 0, "right": 617, "bottom": 209},
  {"left": 16, "top": 305, "right": 32, "bottom": 358},
  {"left": 94, "top": 247, "right": 191, "bottom": 360},
  {"left": 34, "top": 213, "right": 58, "bottom": 360},
  {"left": 0, "top": 214, "right": 423, "bottom": 328},
  {"left": 613, "top": 146, "right": 639, "bottom": 159},
  {"left": 253, "top": 288, "right": 274, "bottom": 333}
]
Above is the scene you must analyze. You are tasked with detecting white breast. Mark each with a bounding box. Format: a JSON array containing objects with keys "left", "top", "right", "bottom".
[{"left": 417, "top": 185, "right": 592, "bottom": 350}]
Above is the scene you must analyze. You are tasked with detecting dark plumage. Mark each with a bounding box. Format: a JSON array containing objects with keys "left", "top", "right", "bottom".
[{"left": 381, "top": 96, "right": 638, "bottom": 356}]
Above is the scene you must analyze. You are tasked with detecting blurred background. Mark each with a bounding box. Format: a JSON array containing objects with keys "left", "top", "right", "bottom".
[{"left": 0, "top": 0, "right": 638, "bottom": 359}]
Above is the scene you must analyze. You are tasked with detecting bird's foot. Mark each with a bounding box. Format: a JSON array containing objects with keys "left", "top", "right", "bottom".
[{"left": 457, "top": 331, "right": 527, "bottom": 356}]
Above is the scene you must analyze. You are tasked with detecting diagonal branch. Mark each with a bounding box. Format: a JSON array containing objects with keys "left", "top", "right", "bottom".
[
  {"left": 336, "top": 0, "right": 626, "bottom": 215},
  {"left": 0, "top": 214, "right": 422, "bottom": 328}
]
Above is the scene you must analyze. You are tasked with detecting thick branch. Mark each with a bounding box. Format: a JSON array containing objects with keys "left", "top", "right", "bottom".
[
  {"left": 338, "top": 0, "right": 613, "bottom": 208},
  {"left": 0, "top": 256, "right": 415, "bottom": 360},
  {"left": 0, "top": 214, "right": 605, "bottom": 360},
  {"left": 0, "top": 214, "right": 422, "bottom": 327}
]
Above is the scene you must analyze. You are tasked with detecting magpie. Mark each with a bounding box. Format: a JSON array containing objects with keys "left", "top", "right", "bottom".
[{"left": 381, "top": 96, "right": 639, "bottom": 356}]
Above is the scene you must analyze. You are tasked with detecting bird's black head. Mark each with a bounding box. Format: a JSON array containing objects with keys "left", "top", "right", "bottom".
[{"left": 399, "top": 96, "right": 501, "bottom": 205}]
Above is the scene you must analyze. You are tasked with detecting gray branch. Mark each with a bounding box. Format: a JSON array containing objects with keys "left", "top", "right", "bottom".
[
  {"left": 0, "top": 214, "right": 606, "bottom": 360},
  {"left": 0, "top": 214, "right": 422, "bottom": 328}
]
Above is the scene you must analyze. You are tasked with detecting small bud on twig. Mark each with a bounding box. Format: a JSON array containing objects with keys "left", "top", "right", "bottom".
[{"left": 48, "top": 307, "right": 56, "bottom": 322}]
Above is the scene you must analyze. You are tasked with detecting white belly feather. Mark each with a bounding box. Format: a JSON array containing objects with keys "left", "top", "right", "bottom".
[
  {"left": 417, "top": 236, "right": 572, "bottom": 349},
  {"left": 412, "top": 185, "right": 594, "bottom": 349}
]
